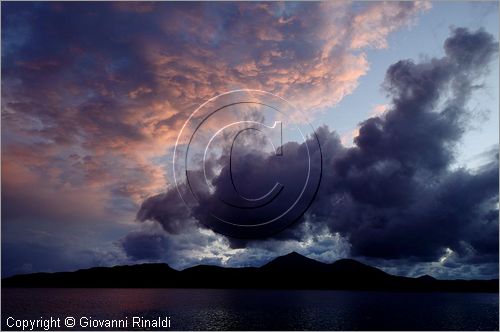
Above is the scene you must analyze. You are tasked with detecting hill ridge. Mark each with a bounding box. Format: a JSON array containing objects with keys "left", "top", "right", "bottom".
[{"left": 2, "top": 252, "right": 498, "bottom": 293}]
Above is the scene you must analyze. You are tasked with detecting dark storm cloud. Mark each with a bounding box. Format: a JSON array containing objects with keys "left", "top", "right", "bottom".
[
  {"left": 311, "top": 28, "right": 499, "bottom": 265},
  {"left": 319, "top": 27, "right": 499, "bottom": 262},
  {"left": 131, "top": 27, "right": 499, "bottom": 276},
  {"left": 120, "top": 232, "right": 169, "bottom": 261},
  {"left": 137, "top": 189, "right": 192, "bottom": 235}
]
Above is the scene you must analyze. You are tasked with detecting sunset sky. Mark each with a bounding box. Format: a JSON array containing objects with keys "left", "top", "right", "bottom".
[{"left": 2, "top": 1, "right": 499, "bottom": 279}]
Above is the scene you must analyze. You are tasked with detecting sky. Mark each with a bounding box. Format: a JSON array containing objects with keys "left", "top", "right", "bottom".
[{"left": 1, "top": 1, "right": 499, "bottom": 280}]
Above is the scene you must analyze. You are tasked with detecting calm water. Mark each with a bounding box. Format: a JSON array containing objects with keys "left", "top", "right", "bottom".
[{"left": 2, "top": 288, "right": 498, "bottom": 330}]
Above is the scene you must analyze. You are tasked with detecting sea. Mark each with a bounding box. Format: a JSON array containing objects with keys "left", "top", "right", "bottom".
[{"left": 2, "top": 288, "right": 498, "bottom": 330}]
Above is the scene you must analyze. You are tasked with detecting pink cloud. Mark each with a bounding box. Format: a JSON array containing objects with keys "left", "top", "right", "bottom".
[{"left": 2, "top": 2, "right": 428, "bottom": 230}]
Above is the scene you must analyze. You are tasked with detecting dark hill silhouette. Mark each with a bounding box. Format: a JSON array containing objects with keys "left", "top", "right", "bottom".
[
  {"left": 417, "top": 274, "right": 437, "bottom": 281},
  {"left": 261, "top": 251, "right": 325, "bottom": 270},
  {"left": 2, "top": 252, "right": 498, "bottom": 292}
]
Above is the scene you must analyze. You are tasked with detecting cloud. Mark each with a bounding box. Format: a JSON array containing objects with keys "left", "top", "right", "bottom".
[
  {"left": 313, "top": 27, "right": 499, "bottom": 266},
  {"left": 370, "top": 104, "right": 388, "bottom": 117},
  {"left": 134, "top": 28, "right": 499, "bottom": 279},
  {"left": 6, "top": 3, "right": 497, "bottom": 279},
  {"left": 120, "top": 218, "right": 352, "bottom": 270},
  {"left": 1, "top": 2, "right": 431, "bottom": 278},
  {"left": 120, "top": 231, "right": 169, "bottom": 261},
  {"left": 1, "top": 2, "right": 427, "bottom": 233}
]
